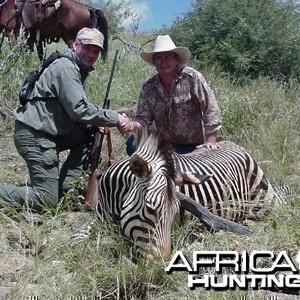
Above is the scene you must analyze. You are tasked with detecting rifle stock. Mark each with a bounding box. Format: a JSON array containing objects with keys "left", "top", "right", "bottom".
[
  {"left": 105, "top": 126, "right": 115, "bottom": 166},
  {"left": 84, "top": 50, "right": 119, "bottom": 208},
  {"left": 85, "top": 168, "right": 101, "bottom": 208}
]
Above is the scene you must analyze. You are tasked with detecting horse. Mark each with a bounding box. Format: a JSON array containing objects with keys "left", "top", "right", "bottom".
[
  {"left": 20, "top": 0, "right": 108, "bottom": 60},
  {"left": 0, "top": 0, "right": 22, "bottom": 48}
]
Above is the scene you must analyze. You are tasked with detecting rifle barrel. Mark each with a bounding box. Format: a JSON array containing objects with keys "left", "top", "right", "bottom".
[
  {"left": 83, "top": 49, "right": 119, "bottom": 172},
  {"left": 103, "top": 49, "right": 119, "bottom": 108}
]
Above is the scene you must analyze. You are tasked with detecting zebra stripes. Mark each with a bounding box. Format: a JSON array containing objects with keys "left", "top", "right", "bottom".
[
  {"left": 95, "top": 132, "right": 179, "bottom": 261},
  {"left": 174, "top": 147, "right": 272, "bottom": 221},
  {"left": 94, "top": 130, "right": 290, "bottom": 261}
]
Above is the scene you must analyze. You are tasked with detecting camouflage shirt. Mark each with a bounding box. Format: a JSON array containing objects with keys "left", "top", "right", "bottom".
[{"left": 135, "top": 66, "right": 222, "bottom": 145}]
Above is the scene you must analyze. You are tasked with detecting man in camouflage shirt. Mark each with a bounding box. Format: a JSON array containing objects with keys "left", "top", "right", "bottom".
[
  {"left": 126, "top": 35, "right": 222, "bottom": 155},
  {"left": 0, "top": 28, "right": 131, "bottom": 211}
]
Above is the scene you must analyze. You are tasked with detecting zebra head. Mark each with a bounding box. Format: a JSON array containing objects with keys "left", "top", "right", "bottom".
[{"left": 121, "top": 130, "right": 180, "bottom": 262}]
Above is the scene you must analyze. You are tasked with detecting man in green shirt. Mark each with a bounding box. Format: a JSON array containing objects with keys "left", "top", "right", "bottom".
[{"left": 0, "top": 27, "right": 130, "bottom": 211}]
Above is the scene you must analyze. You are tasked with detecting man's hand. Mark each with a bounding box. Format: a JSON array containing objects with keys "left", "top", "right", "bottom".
[
  {"left": 196, "top": 142, "right": 220, "bottom": 150},
  {"left": 196, "top": 131, "right": 220, "bottom": 150},
  {"left": 97, "top": 127, "right": 105, "bottom": 134},
  {"left": 117, "top": 113, "right": 131, "bottom": 134}
]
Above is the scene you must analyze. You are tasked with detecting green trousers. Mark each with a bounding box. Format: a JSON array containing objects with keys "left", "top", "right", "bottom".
[{"left": 0, "top": 120, "right": 90, "bottom": 211}]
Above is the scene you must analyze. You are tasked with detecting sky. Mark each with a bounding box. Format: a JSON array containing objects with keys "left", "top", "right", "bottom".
[{"left": 124, "top": 0, "right": 193, "bottom": 32}]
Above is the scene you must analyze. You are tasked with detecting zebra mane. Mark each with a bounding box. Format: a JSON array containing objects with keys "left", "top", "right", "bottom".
[
  {"left": 134, "top": 128, "right": 177, "bottom": 195},
  {"left": 135, "top": 128, "right": 173, "bottom": 153}
]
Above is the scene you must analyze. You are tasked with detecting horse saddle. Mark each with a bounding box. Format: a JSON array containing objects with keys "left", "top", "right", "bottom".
[{"left": 22, "top": 0, "right": 61, "bottom": 29}]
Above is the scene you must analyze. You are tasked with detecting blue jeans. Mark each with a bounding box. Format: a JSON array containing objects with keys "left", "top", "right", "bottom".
[{"left": 126, "top": 135, "right": 197, "bottom": 155}]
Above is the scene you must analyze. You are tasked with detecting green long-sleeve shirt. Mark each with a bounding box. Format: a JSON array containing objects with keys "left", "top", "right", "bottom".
[{"left": 13, "top": 49, "right": 119, "bottom": 136}]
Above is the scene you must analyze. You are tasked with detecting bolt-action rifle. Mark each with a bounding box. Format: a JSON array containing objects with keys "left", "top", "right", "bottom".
[{"left": 84, "top": 49, "right": 119, "bottom": 208}]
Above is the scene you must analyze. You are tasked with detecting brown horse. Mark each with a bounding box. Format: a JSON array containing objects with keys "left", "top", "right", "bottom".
[
  {"left": 0, "top": 0, "right": 21, "bottom": 46},
  {"left": 20, "top": 0, "right": 108, "bottom": 60}
]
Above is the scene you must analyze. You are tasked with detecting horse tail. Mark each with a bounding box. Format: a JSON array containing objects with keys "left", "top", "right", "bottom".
[
  {"left": 89, "top": 9, "right": 97, "bottom": 28},
  {"left": 88, "top": 8, "right": 108, "bottom": 61},
  {"left": 95, "top": 9, "right": 108, "bottom": 61}
]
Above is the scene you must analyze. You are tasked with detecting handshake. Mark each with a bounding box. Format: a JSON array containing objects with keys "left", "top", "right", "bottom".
[{"left": 117, "top": 113, "right": 133, "bottom": 135}]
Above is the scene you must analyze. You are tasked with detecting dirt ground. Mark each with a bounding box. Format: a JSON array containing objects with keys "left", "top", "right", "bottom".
[{"left": 0, "top": 130, "right": 27, "bottom": 185}]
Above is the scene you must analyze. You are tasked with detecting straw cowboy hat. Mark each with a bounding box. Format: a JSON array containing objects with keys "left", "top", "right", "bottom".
[{"left": 140, "top": 35, "right": 191, "bottom": 65}]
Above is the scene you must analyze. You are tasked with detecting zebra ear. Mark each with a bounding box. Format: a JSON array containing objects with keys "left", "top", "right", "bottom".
[
  {"left": 175, "top": 172, "right": 213, "bottom": 186},
  {"left": 129, "top": 154, "right": 152, "bottom": 181}
]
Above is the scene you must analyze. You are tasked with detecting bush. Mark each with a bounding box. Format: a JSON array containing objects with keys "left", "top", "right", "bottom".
[{"left": 170, "top": 0, "right": 300, "bottom": 82}]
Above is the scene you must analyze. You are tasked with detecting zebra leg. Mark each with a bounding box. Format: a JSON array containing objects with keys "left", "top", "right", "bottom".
[{"left": 177, "top": 192, "right": 254, "bottom": 237}]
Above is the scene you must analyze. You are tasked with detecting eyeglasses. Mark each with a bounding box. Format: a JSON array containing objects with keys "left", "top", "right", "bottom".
[{"left": 153, "top": 54, "right": 177, "bottom": 64}]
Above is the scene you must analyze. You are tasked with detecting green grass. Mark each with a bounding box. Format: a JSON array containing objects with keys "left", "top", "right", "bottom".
[{"left": 0, "top": 33, "right": 300, "bottom": 299}]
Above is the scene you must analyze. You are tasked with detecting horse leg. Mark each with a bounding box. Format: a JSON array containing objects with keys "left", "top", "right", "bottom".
[
  {"left": 7, "top": 31, "right": 17, "bottom": 49},
  {"left": 0, "top": 17, "right": 15, "bottom": 52},
  {"left": 14, "top": 14, "right": 22, "bottom": 40},
  {"left": 36, "top": 39, "right": 43, "bottom": 60},
  {"left": 26, "top": 28, "right": 36, "bottom": 51},
  {"left": 0, "top": 30, "right": 5, "bottom": 52}
]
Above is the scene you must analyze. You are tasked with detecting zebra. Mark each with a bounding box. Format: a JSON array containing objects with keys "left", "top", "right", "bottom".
[
  {"left": 175, "top": 145, "right": 272, "bottom": 222},
  {"left": 92, "top": 129, "right": 290, "bottom": 261}
]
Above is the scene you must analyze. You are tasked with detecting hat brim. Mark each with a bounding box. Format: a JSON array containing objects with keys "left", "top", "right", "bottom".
[
  {"left": 140, "top": 47, "right": 191, "bottom": 65},
  {"left": 80, "top": 39, "right": 103, "bottom": 49}
]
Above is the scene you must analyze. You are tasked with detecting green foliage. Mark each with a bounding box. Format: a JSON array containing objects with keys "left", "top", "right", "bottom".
[
  {"left": 80, "top": 0, "right": 133, "bottom": 36},
  {"left": 170, "top": 0, "right": 300, "bottom": 82},
  {"left": 0, "top": 43, "right": 38, "bottom": 126}
]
